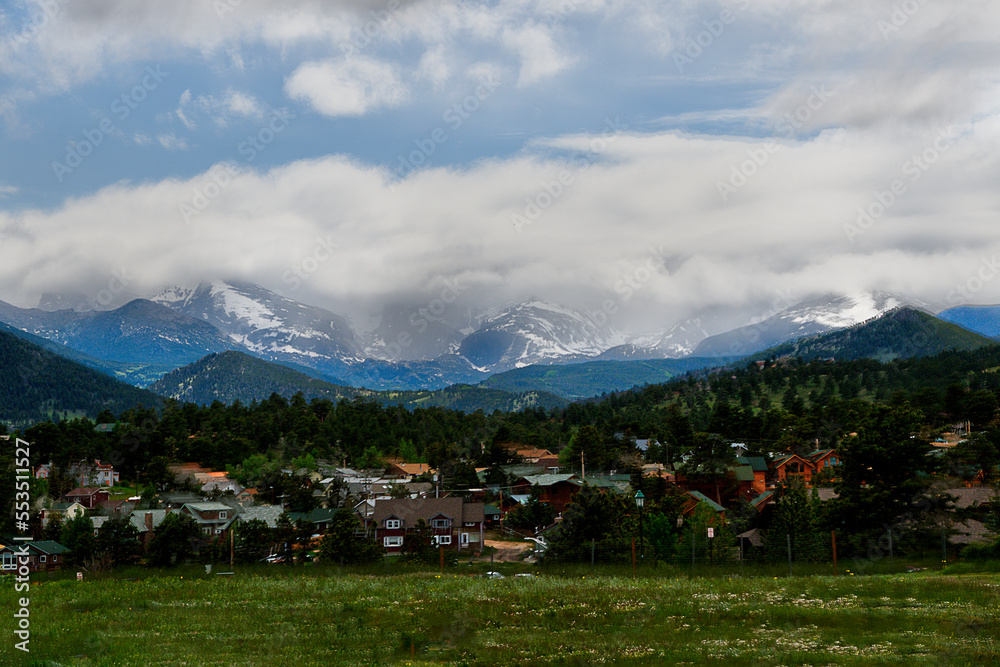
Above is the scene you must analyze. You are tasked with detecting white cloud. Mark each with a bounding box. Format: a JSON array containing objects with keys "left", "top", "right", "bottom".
[
  {"left": 3, "top": 118, "right": 1000, "bottom": 328},
  {"left": 285, "top": 56, "right": 407, "bottom": 117},
  {"left": 157, "top": 133, "right": 189, "bottom": 150}
]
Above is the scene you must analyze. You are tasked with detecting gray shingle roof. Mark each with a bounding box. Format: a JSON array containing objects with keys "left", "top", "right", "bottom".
[{"left": 237, "top": 505, "right": 285, "bottom": 529}]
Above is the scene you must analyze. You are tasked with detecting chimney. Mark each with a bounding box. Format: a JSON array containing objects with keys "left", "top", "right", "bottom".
[{"left": 144, "top": 512, "right": 153, "bottom": 531}]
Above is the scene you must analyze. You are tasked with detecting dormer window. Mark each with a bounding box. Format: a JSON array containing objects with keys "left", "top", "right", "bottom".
[
  {"left": 385, "top": 519, "right": 401, "bottom": 530},
  {"left": 432, "top": 518, "right": 451, "bottom": 529}
]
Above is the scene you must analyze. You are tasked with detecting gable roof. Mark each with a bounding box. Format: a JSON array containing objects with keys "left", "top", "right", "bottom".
[
  {"left": 736, "top": 456, "right": 767, "bottom": 472},
  {"left": 749, "top": 490, "right": 775, "bottom": 509},
  {"left": 0, "top": 540, "right": 70, "bottom": 556},
  {"left": 687, "top": 491, "right": 725, "bottom": 513},
  {"left": 517, "top": 473, "right": 579, "bottom": 487},
  {"left": 733, "top": 466, "right": 756, "bottom": 483},
  {"left": 372, "top": 497, "right": 484, "bottom": 526},
  {"left": 65, "top": 487, "right": 105, "bottom": 497},
  {"left": 236, "top": 505, "right": 285, "bottom": 529},
  {"left": 129, "top": 510, "right": 171, "bottom": 533}
]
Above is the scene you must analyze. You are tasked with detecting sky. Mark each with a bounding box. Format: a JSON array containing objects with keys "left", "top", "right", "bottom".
[{"left": 1, "top": 0, "right": 999, "bottom": 336}]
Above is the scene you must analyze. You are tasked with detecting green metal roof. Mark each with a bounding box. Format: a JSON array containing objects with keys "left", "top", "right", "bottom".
[
  {"left": 733, "top": 466, "right": 756, "bottom": 483},
  {"left": 736, "top": 456, "right": 767, "bottom": 472},
  {"left": 687, "top": 491, "right": 725, "bottom": 513},
  {"left": 750, "top": 490, "right": 775, "bottom": 508}
]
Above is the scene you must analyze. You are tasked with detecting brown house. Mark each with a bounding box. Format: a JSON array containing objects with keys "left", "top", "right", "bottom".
[
  {"left": 511, "top": 474, "right": 583, "bottom": 515},
  {"left": 770, "top": 454, "right": 815, "bottom": 486},
  {"left": 0, "top": 541, "right": 70, "bottom": 573},
  {"left": 371, "top": 497, "right": 484, "bottom": 554}
]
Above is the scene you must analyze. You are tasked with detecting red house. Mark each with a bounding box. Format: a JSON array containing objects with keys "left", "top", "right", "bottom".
[
  {"left": 511, "top": 474, "right": 583, "bottom": 515},
  {"left": 64, "top": 487, "right": 110, "bottom": 509}
]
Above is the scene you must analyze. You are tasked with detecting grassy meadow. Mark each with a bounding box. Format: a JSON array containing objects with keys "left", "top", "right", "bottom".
[{"left": 4, "top": 562, "right": 1000, "bottom": 666}]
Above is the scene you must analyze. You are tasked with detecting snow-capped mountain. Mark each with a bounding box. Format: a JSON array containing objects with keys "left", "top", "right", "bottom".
[
  {"left": 693, "top": 292, "right": 902, "bottom": 358},
  {"left": 0, "top": 297, "right": 239, "bottom": 373},
  {"left": 152, "top": 280, "right": 362, "bottom": 379},
  {"left": 457, "top": 299, "right": 624, "bottom": 372},
  {"left": 364, "top": 303, "right": 467, "bottom": 362}
]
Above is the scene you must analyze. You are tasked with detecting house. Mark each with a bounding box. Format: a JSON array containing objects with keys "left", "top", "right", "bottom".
[
  {"left": 516, "top": 448, "right": 561, "bottom": 469},
  {"left": 736, "top": 456, "right": 768, "bottom": 492},
  {"left": 158, "top": 491, "right": 205, "bottom": 508},
  {"left": 0, "top": 540, "right": 71, "bottom": 572},
  {"left": 41, "top": 501, "right": 86, "bottom": 526},
  {"left": 129, "top": 510, "right": 172, "bottom": 546},
  {"left": 235, "top": 505, "right": 285, "bottom": 530},
  {"left": 511, "top": 474, "right": 583, "bottom": 514},
  {"left": 64, "top": 487, "right": 111, "bottom": 509},
  {"left": 236, "top": 488, "right": 258, "bottom": 504},
  {"left": 770, "top": 454, "right": 815, "bottom": 486},
  {"left": 371, "top": 497, "right": 485, "bottom": 554},
  {"left": 385, "top": 462, "right": 434, "bottom": 479},
  {"left": 179, "top": 502, "right": 236, "bottom": 538},
  {"left": 285, "top": 508, "right": 338, "bottom": 532},
  {"left": 682, "top": 491, "right": 726, "bottom": 519},
  {"left": 67, "top": 459, "right": 119, "bottom": 487},
  {"left": 808, "top": 449, "right": 840, "bottom": 473},
  {"left": 34, "top": 462, "right": 52, "bottom": 479},
  {"left": 483, "top": 504, "right": 502, "bottom": 527}
]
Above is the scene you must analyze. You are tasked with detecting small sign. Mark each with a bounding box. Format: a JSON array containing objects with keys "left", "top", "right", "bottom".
[
  {"left": 707, "top": 528, "right": 715, "bottom": 538},
  {"left": 77, "top": 572, "right": 83, "bottom": 581}
]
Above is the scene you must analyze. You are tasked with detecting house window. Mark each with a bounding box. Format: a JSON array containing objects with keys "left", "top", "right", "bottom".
[
  {"left": 2, "top": 553, "right": 14, "bottom": 569},
  {"left": 432, "top": 518, "right": 451, "bottom": 529},
  {"left": 39, "top": 555, "right": 46, "bottom": 563},
  {"left": 384, "top": 536, "right": 403, "bottom": 547},
  {"left": 52, "top": 555, "right": 58, "bottom": 562},
  {"left": 460, "top": 533, "right": 469, "bottom": 546},
  {"left": 385, "top": 519, "right": 401, "bottom": 530},
  {"left": 220, "top": 512, "right": 227, "bottom": 519},
  {"left": 436, "top": 535, "right": 452, "bottom": 545}
]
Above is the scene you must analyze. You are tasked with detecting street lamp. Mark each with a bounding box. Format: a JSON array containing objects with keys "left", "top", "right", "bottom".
[{"left": 634, "top": 490, "right": 645, "bottom": 563}]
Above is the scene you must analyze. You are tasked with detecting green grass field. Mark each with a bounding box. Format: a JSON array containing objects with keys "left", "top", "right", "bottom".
[{"left": 4, "top": 563, "right": 999, "bottom": 666}]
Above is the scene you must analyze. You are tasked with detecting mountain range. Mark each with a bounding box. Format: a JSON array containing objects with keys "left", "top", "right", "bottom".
[{"left": 4, "top": 279, "right": 1000, "bottom": 414}]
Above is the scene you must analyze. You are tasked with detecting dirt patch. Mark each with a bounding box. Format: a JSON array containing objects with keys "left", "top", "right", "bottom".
[{"left": 480, "top": 539, "right": 535, "bottom": 563}]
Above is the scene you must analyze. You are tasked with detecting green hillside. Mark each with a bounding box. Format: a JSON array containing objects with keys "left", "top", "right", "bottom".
[
  {"left": 754, "top": 307, "right": 995, "bottom": 363},
  {"left": 480, "top": 357, "right": 734, "bottom": 399},
  {"left": 148, "top": 351, "right": 364, "bottom": 405},
  {"left": 0, "top": 329, "right": 163, "bottom": 426}
]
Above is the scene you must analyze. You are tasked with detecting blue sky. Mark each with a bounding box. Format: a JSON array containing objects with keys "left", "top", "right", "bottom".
[{"left": 1, "top": 0, "right": 999, "bottom": 335}]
